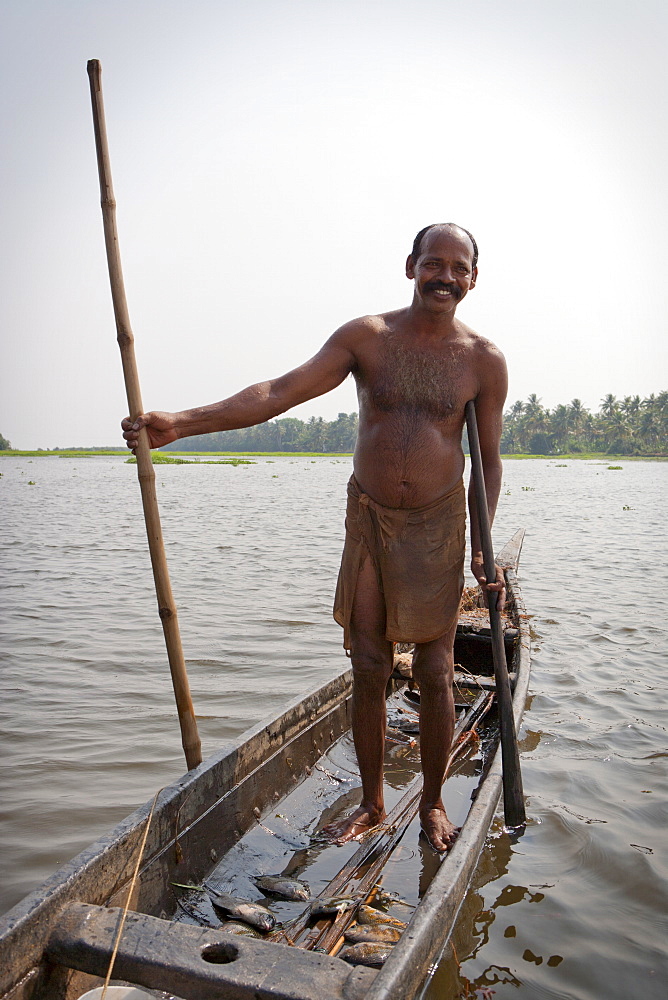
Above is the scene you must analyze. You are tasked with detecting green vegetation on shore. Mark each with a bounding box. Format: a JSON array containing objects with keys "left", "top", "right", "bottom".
[
  {"left": 163, "top": 412, "right": 360, "bottom": 454},
  {"left": 0, "top": 448, "right": 127, "bottom": 458},
  {"left": 1, "top": 391, "right": 665, "bottom": 458},
  {"left": 155, "top": 451, "right": 352, "bottom": 458},
  {"left": 125, "top": 454, "right": 255, "bottom": 465},
  {"left": 499, "top": 453, "right": 666, "bottom": 461},
  {"left": 2, "top": 449, "right": 665, "bottom": 462},
  {"left": 500, "top": 392, "right": 667, "bottom": 456},
  {"left": 160, "top": 392, "right": 666, "bottom": 457},
  {"left": 0, "top": 449, "right": 353, "bottom": 458}
]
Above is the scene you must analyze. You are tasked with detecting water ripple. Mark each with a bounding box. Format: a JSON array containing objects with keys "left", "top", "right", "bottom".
[{"left": 2, "top": 456, "right": 667, "bottom": 1000}]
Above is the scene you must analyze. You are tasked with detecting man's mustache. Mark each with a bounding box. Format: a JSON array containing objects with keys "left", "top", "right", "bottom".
[{"left": 423, "top": 281, "right": 463, "bottom": 300}]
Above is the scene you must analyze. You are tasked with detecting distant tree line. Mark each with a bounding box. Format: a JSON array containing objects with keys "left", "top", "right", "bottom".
[
  {"left": 160, "top": 392, "right": 667, "bottom": 456},
  {"left": 4, "top": 393, "right": 666, "bottom": 456},
  {"left": 164, "top": 412, "right": 360, "bottom": 453},
  {"left": 500, "top": 392, "right": 667, "bottom": 455}
]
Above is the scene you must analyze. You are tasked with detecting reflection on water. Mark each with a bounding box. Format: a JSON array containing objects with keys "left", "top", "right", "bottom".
[
  {"left": 424, "top": 827, "right": 568, "bottom": 998},
  {"left": 1, "top": 456, "right": 667, "bottom": 999}
]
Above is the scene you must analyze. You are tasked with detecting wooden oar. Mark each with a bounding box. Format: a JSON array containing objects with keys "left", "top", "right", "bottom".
[
  {"left": 465, "top": 399, "right": 525, "bottom": 827},
  {"left": 87, "top": 60, "right": 202, "bottom": 771}
]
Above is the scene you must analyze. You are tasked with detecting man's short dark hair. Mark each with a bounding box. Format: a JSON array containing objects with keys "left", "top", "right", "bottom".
[{"left": 411, "top": 223, "right": 478, "bottom": 270}]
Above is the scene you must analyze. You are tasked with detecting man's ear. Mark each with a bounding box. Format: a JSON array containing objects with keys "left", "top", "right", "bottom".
[
  {"left": 469, "top": 266, "right": 478, "bottom": 290},
  {"left": 406, "top": 255, "right": 415, "bottom": 279}
]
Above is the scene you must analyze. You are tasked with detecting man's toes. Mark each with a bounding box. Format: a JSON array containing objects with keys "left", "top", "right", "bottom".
[{"left": 420, "top": 819, "right": 460, "bottom": 853}]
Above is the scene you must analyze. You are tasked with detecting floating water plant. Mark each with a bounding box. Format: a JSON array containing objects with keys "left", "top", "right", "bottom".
[
  {"left": 201, "top": 459, "right": 254, "bottom": 465},
  {"left": 126, "top": 454, "right": 254, "bottom": 466}
]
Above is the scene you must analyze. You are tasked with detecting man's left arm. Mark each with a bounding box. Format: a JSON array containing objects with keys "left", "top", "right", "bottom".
[{"left": 468, "top": 344, "right": 508, "bottom": 608}]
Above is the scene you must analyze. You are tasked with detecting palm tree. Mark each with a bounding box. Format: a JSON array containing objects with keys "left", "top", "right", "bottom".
[
  {"left": 621, "top": 395, "right": 641, "bottom": 419},
  {"left": 638, "top": 408, "right": 660, "bottom": 452},
  {"left": 605, "top": 409, "right": 633, "bottom": 454},
  {"left": 568, "top": 398, "right": 587, "bottom": 434},
  {"left": 550, "top": 404, "right": 571, "bottom": 452},
  {"left": 501, "top": 400, "right": 528, "bottom": 453},
  {"left": 600, "top": 394, "right": 618, "bottom": 419}
]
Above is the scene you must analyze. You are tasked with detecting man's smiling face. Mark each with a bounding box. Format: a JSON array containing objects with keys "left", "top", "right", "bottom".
[{"left": 406, "top": 225, "right": 477, "bottom": 314}]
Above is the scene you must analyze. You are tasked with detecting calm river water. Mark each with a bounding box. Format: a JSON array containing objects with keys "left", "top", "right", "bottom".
[{"left": 1, "top": 455, "right": 666, "bottom": 999}]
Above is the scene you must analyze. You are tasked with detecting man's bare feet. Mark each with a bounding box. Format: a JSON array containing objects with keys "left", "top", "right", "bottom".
[
  {"left": 322, "top": 804, "right": 386, "bottom": 845},
  {"left": 419, "top": 804, "right": 459, "bottom": 853}
]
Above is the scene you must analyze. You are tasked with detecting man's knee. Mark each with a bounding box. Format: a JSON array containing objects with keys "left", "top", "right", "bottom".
[
  {"left": 412, "top": 636, "right": 454, "bottom": 688},
  {"left": 350, "top": 642, "right": 393, "bottom": 685}
]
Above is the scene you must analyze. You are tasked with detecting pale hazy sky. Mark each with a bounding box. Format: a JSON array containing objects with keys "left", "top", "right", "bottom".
[{"left": 1, "top": 0, "right": 666, "bottom": 448}]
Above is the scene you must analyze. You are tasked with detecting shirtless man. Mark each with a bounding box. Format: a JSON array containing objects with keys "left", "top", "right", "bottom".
[{"left": 122, "top": 223, "right": 507, "bottom": 852}]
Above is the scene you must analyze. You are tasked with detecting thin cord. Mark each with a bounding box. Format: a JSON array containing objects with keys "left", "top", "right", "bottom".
[{"left": 101, "top": 789, "right": 161, "bottom": 998}]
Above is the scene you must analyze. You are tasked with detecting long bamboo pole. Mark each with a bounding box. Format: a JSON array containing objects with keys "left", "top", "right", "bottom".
[
  {"left": 87, "top": 59, "right": 202, "bottom": 771},
  {"left": 465, "top": 399, "right": 525, "bottom": 827}
]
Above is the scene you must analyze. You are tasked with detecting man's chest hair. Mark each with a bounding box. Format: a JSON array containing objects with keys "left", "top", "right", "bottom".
[{"left": 361, "top": 334, "right": 471, "bottom": 420}]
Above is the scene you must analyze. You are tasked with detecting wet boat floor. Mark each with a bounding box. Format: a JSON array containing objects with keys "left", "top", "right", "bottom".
[{"left": 171, "top": 686, "right": 497, "bottom": 941}]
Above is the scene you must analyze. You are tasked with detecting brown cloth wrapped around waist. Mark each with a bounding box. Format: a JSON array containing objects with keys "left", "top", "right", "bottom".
[{"left": 333, "top": 474, "right": 466, "bottom": 651}]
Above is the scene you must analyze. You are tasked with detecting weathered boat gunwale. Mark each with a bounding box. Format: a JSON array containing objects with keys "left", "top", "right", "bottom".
[
  {"left": 0, "top": 669, "right": 357, "bottom": 999},
  {"left": 0, "top": 529, "right": 530, "bottom": 1000}
]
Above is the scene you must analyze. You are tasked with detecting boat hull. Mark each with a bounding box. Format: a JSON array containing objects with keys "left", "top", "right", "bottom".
[{"left": 0, "top": 531, "right": 530, "bottom": 1000}]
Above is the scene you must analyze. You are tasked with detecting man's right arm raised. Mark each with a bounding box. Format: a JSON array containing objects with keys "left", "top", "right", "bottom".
[{"left": 121, "top": 327, "right": 358, "bottom": 451}]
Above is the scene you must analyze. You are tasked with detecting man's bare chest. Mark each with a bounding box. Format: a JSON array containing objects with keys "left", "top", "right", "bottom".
[{"left": 356, "top": 336, "right": 473, "bottom": 422}]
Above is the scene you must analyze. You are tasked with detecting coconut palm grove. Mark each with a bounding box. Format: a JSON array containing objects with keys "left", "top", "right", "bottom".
[
  {"left": 1, "top": 393, "right": 665, "bottom": 456},
  {"left": 156, "top": 392, "right": 667, "bottom": 456}
]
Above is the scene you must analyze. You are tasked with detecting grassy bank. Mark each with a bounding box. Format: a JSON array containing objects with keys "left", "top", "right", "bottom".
[
  {"left": 0, "top": 449, "right": 354, "bottom": 458},
  {"left": 158, "top": 451, "right": 354, "bottom": 457},
  {"left": 0, "top": 449, "right": 127, "bottom": 458},
  {"left": 1, "top": 449, "right": 665, "bottom": 461},
  {"left": 125, "top": 454, "right": 255, "bottom": 465},
  {"left": 499, "top": 452, "right": 667, "bottom": 461}
]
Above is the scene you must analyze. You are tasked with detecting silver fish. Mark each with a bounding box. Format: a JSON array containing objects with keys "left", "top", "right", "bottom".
[
  {"left": 339, "top": 941, "right": 394, "bottom": 966},
  {"left": 252, "top": 874, "right": 311, "bottom": 901},
  {"left": 309, "top": 896, "right": 357, "bottom": 918},
  {"left": 206, "top": 888, "right": 276, "bottom": 933},
  {"left": 221, "top": 920, "right": 263, "bottom": 938},
  {"left": 344, "top": 924, "right": 402, "bottom": 944},
  {"left": 357, "top": 905, "right": 407, "bottom": 929},
  {"left": 373, "top": 889, "right": 414, "bottom": 910}
]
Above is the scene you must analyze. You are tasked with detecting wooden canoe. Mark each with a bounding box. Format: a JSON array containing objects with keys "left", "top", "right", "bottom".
[{"left": 0, "top": 529, "right": 530, "bottom": 1000}]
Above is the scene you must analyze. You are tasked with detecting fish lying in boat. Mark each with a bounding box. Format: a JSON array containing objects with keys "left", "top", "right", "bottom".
[
  {"left": 338, "top": 941, "right": 395, "bottom": 966},
  {"left": 205, "top": 888, "right": 276, "bottom": 933},
  {"left": 373, "top": 888, "right": 415, "bottom": 910},
  {"left": 344, "top": 924, "right": 402, "bottom": 944},
  {"left": 220, "top": 920, "right": 264, "bottom": 938},
  {"left": 357, "top": 905, "right": 407, "bottom": 929},
  {"left": 309, "top": 895, "right": 357, "bottom": 917},
  {"left": 252, "top": 874, "right": 311, "bottom": 901}
]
